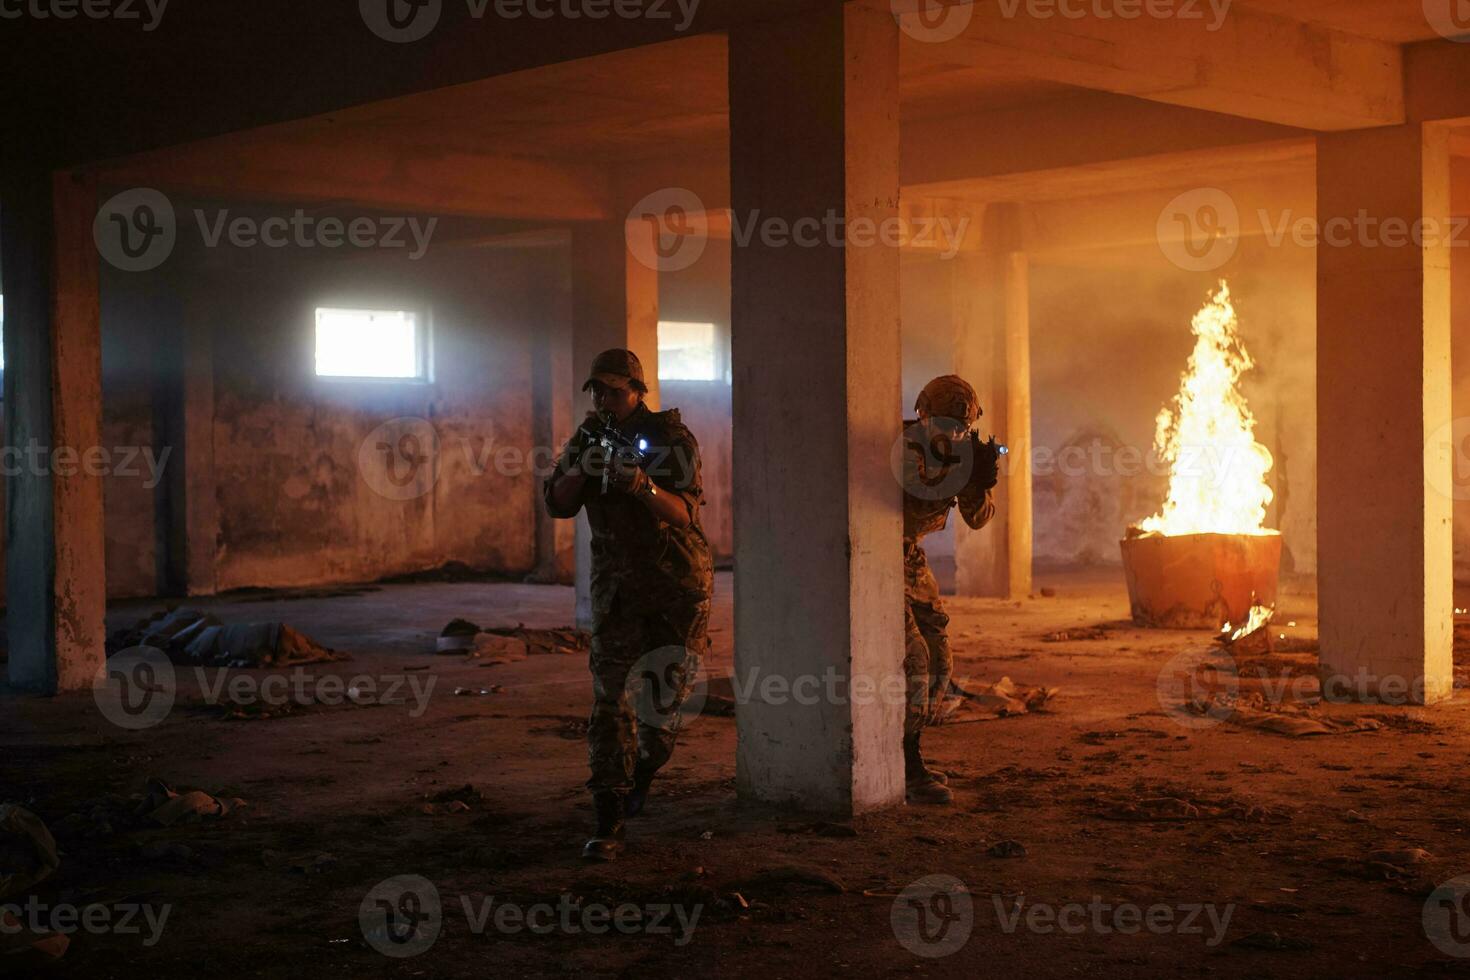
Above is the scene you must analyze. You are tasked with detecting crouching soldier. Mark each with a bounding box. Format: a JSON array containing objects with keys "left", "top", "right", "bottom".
[
  {"left": 544, "top": 348, "right": 714, "bottom": 861},
  {"left": 901, "top": 375, "right": 998, "bottom": 804}
]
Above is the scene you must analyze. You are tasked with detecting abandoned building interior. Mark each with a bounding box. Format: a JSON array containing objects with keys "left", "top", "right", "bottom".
[{"left": 6, "top": 0, "right": 1470, "bottom": 974}]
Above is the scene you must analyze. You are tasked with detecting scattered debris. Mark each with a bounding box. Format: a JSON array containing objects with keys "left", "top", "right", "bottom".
[
  {"left": 777, "top": 822, "right": 858, "bottom": 838},
  {"left": 1232, "top": 931, "right": 1313, "bottom": 951},
  {"left": 1042, "top": 627, "right": 1109, "bottom": 642},
  {"left": 427, "top": 785, "right": 483, "bottom": 805},
  {"left": 0, "top": 805, "right": 61, "bottom": 900},
  {"left": 936, "top": 677, "right": 1056, "bottom": 723},
  {"left": 139, "top": 777, "right": 247, "bottom": 826},
  {"left": 727, "top": 865, "right": 846, "bottom": 895},
  {"left": 988, "top": 839, "right": 1027, "bottom": 858},
  {"left": 108, "top": 607, "right": 344, "bottom": 668},
  {"left": 1180, "top": 694, "right": 1385, "bottom": 737},
  {"left": 1094, "top": 792, "right": 1290, "bottom": 824},
  {"left": 1369, "top": 847, "right": 1431, "bottom": 866},
  {"left": 261, "top": 850, "right": 337, "bottom": 873},
  {"left": 437, "top": 619, "right": 589, "bottom": 658},
  {"left": 52, "top": 778, "right": 245, "bottom": 839}
]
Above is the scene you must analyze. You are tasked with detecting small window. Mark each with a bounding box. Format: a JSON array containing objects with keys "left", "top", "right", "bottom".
[
  {"left": 657, "top": 321, "right": 718, "bottom": 381},
  {"left": 315, "top": 307, "right": 426, "bottom": 380}
]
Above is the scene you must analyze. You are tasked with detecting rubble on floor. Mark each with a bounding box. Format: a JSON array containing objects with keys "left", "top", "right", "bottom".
[
  {"left": 51, "top": 777, "right": 246, "bottom": 840},
  {"left": 1182, "top": 694, "right": 1384, "bottom": 737},
  {"left": 0, "top": 804, "right": 60, "bottom": 901},
  {"left": 0, "top": 804, "right": 66, "bottom": 961},
  {"left": 937, "top": 677, "right": 1057, "bottom": 723},
  {"left": 107, "top": 607, "right": 344, "bottom": 668},
  {"left": 436, "top": 618, "right": 589, "bottom": 659}
]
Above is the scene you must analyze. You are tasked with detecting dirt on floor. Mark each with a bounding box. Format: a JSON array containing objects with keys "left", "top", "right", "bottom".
[{"left": 5, "top": 569, "right": 1470, "bottom": 978}]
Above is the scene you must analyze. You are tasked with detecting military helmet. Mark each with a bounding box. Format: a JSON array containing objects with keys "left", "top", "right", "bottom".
[
  {"left": 582, "top": 348, "right": 647, "bottom": 392},
  {"left": 915, "top": 375, "right": 981, "bottom": 427}
]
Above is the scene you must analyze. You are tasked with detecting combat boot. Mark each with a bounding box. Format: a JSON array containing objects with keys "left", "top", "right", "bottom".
[
  {"left": 624, "top": 763, "right": 656, "bottom": 818},
  {"left": 904, "top": 732, "right": 953, "bottom": 805},
  {"left": 581, "top": 792, "right": 626, "bottom": 861}
]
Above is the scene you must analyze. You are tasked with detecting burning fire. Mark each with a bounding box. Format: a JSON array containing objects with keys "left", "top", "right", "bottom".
[
  {"left": 1221, "top": 603, "right": 1274, "bottom": 643},
  {"left": 1137, "top": 282, "right": 1276, "bottom": 537}
]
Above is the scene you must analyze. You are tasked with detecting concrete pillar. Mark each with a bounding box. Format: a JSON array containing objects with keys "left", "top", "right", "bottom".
[
  {"left": 529, "top": 249, "right": 575, "bottom": 585},
  {"left": 729, "top": 0, "right": 905, "bottom": 815},
  {"left": 569, "top": 222, "right": 660, "bottom": 629},
  {"left": 953, "top": 203, "right": 1033, "bottom": 599},
  {"left": 1317, "top": 123, "right": 1454, "bottom": 705},
  {"left": 1, "top": 169, "right": 107, "bottom": 693},
  {"left": 153, "top": 287, "right": 217, "bottom": 596}
]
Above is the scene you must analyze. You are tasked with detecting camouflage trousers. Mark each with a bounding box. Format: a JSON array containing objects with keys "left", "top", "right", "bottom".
[
  {"left": 586, "top": 593, "right": 711, "bottom": 796},
  {"left": 904, "top": 544, "right": 953, "bottom": 734}
]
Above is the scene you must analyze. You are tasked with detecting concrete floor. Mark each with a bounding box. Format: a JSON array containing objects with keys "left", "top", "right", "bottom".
[{"left": 4, "top": 568, "right": 1470, "bottom": 977}]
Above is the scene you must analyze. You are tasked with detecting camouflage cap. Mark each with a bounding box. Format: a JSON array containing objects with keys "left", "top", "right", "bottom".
[
  {"left": 582, "top": 348, "right": 646, "bottom": 391},
  {"left": 915, "top": 375, "right": 981, "bottom": 426}
]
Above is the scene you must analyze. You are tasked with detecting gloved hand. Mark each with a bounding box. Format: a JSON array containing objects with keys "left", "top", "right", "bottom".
[
  {"left": 969, "top": 434, "right": 1000, "bottom": 492},
  {"left": 609, "top": 461, "right": 651, "bottom": 497}
]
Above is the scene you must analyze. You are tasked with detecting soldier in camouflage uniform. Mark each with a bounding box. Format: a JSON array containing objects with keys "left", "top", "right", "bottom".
[
  {"left": 901, "top": 375, "right": 997, "bottom": 804},
  {"left": 544, "top": 349, "right": 714, "bottom": 861}
]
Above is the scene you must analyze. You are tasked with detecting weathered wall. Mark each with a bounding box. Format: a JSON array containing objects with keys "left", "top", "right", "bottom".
[
  {"left": 660, "top": 237, "right": 733, "bottom": 563},
  {"left": 1451, "top": 159, "right": 1470, "bottom": 580},
  {"left": 86, "top": 208, "right": 545, "bottom": 597},
  {"left": 1028, "top": 240, "right": 1318, "bottom": 574},
  {"left": 204, "top": 249, "right": 539, "bottom": 591}
]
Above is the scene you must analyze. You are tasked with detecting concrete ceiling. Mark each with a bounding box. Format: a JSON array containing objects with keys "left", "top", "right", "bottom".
[
  {"left": 176, "top": 33, "right": 1080, "bottom": 165},
  {"left": 97, "top": 1, "right": 1460, "bottom": 219},
  {"left": 1234, "top": 0, "right": 1450, "bottom": 43}
]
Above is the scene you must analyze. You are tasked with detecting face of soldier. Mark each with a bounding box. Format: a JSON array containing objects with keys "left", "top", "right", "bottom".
[
  {"left": 917, "top": 409, "right": 972, "bottom": 447},
  {"left": 589, "top": 379, "right": 641, "bottom": 424}
]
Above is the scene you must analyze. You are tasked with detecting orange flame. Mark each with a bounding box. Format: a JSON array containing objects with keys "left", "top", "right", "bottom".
[
  {"left": 1222, "top": 603, "right": 1274, "bottom": 642},
  {"left": 1138, "top": 282, "right": 1276, "bottom": 537}
]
